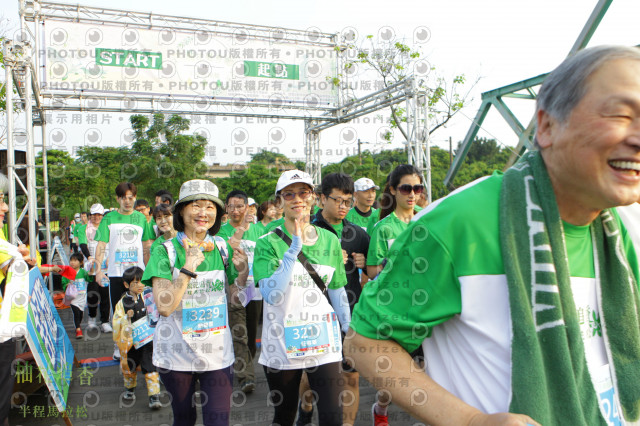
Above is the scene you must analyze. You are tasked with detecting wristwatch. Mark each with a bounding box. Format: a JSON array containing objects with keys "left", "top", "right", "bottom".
[{"left": 179, "top": 268, "right": 197, "bottom": 279}]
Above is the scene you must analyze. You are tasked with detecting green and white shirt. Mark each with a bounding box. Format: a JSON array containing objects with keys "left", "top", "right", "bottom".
[
  {"left": 366, "top": 211, "right": 408, "bottom": 266},
  {"left": 254, "top": 225, "right": 347, "bottom": 369},
  {"left": 142, "top": 238, "right": 237, "bottom": 372},
  {"left": 352, "top": 174, "right": 639, "bottom": 420},
  {"left": 95, "top": 211, "right": 154, "bottom": 277},
  {"left": 62, "top": 268, "right": 92, "bottom": 310}
]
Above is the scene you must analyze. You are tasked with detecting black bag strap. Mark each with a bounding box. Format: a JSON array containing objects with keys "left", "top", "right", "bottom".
[{"left": 273, "top": 227, "right": 327, "bottom": 294}]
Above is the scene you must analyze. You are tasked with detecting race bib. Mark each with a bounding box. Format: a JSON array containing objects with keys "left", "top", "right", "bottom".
[
  {"left": 595, "top": 364, "right": 621, "bottom": 426},
  {"left": 75, "top": 278, "right": 87, "bottom": 293},
  {"left": 182, "top": 293, "right": 227, "bottom": 338},
  {"left": 132, "top": 317, "right": 154, "bottom": 349},
  {"left": 114, "top": 248, "right": 138, "bottom": 267},
  {"left": 284, "top": 313, "right": 341, "bottom": 358}
]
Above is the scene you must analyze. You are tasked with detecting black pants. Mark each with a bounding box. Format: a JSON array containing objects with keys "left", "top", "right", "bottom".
[
  {"left": 0, "top": 339, "right": 16, "bottom": 424},
  {"left": 126, "top": 343, "right": 156, "bottom": 374},
  {"left": 245, "top": 300, "right": 262, "bottom": 359},
  {"left": 263, "top": 361, "right": 344, "bottom": 426},
  {"left": 108, "top": 276, "right": 126, "bottom": 315},
  {"left": 87, "top": 280, "right": 110, "bottom": 324},
  {"left": 71, "top": 305, "right": 84, "bottom": 329},
  {"left": 70, "top": 242, "right": 78, "bottom": 253}
]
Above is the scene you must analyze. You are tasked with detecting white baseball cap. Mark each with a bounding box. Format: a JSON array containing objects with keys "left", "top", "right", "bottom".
[
  {"left": 74, "top": 213, "right": 81, "bottom": 219},
  {"left": 247, "top": 197, "right": 258, "bottom": 206},
  {"left": 275, "top": 170, "right": 314, "bottom": 195},
  {"left": 175, "top": 179, "right": 224, "bottom": 210},
  {"left": 90, "top": 203, "right": 105, "bottom": 215},
  {"left": 354, "top": 178, "right": 379, "bottom": 192}
]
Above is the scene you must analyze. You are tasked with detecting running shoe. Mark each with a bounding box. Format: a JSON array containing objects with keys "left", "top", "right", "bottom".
[
  {"left": 241, "top": 380, "right": 255, "bottom": 394},
  {"left": 123, "top": 388, "right": 136, "bottom": 401},
  {"left": 113, "top": 345, "right": 121, "bottom": 361},
  {"left": 101, "top": 322, "right": 113, "bottom": 333},
  {"left": 149, "top": 394, "right": 162, "bottom": 410},
  {"left": 296, "top": 400, "right": 313, "bottom": 426},
  {"left": 75, "top": 329, "right": 83, "bottom": 339},
  {"left": 87, "top": 317, "right": 97, "bottom": 328},
  {"left": 372, "top": 403, "right": 389, "bottom": 426}
]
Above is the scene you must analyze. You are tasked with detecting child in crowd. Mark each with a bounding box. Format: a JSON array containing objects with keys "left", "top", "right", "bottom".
[
  {"left": 62, "top": 252, "right": 92, "bottom": 339},
  {"left": 112, "top": 266, "right": 161, "bottom": 410}
]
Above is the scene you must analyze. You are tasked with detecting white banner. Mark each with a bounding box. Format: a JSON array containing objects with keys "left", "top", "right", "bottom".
[{"left": 43, "top": 21, "right": 339, "bottom": 107}]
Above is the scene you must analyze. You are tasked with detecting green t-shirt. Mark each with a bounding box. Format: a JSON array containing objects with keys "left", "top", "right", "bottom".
[
  {"left": 95, "top": 210, "right": 155, "bottom": 277},
  {"left": 352, "top": 173, "right": 640, "bottom": 352},
  {"left": 76, "top": 223, "right": 88, "bottom": 245},
  {"left": 346, "top": 207, "right": 376, "bottom": 230},
  {"left": 330, "top": 222, "right": 344, "bottom": 237},
  {"left": 142, "top": 237, "right": 237, "bottom": 286},
  {"left": 264, "top": 217, "right": 285, "bottom": 233},
  {"left": 254, "top": 225, "right": 347, "bottom": 290},
  {"left": 365, "top": 209, "right": 382, "bottom": 236},
  {"left": 150, "top": 234, "right": 168, "bottom": 254},
  {"left": 217, "top": 222, "right": 239, "bottom": 241},
  {"left": 366, "top": 212, "right": 409, "bottom": 266}
]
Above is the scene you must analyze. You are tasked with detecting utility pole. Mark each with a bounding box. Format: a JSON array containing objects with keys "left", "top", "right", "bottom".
[
  {"left": 357, "top": 139, "right": 370, "bottom": 165},
  {"left": 449, "top": 136, "right": 453, "bottom": 167}
]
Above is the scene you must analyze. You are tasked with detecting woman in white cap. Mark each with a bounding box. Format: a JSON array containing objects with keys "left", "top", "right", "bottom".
[
  {"left": 254, "top": 170, "right": 350, "bottom": 426},
  {"left": 141, "top": 179, "right": 248, "bottom": 426},
  {"left": 80, "top": 203, "right": 112, "bottom": 331}
]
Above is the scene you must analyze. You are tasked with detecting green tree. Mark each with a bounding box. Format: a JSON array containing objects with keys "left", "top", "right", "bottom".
[
  {"left": 336, "top": 35, "right": 477, "bottom": 142},
  {"left": 129, "top": 113, "right": 208, "bottom": 201}
]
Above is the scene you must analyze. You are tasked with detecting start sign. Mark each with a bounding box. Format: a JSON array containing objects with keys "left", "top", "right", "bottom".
[{"left": 95, "top": 48, "right": 163, "bottom": 69}]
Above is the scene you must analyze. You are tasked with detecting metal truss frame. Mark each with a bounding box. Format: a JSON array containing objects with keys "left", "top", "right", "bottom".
[
  {"left": 304, "top": 77, "right": 433, "bottom": 201},
  {"left": 6, "top": 0, "right": 431, "bottom": 265},
  {"left": 444, "top": 0, "right": 613, "bottom": 187},
  {"left": 3, "top": 39, "right": 53, "bottom": 286}
]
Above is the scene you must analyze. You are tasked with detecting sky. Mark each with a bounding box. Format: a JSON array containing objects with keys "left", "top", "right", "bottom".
[{"left": 1, "top": 0, "right": 639, "bottom": 167}]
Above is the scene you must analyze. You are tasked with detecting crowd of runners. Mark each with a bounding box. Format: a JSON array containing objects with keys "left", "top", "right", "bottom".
[{"left": 3, "top": 45, "right": 640, "bottom": 426}]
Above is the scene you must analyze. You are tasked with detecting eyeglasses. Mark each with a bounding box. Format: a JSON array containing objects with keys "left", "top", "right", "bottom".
[
  {"left": 281, "top": 189, "right": 312, "bottom": 201},
  {"left": 226, "top": 205, "right": 246, "bottom": 211},
  {"left": 327, "top": 195, "right": 353, "bottom": 208},
  {"left": 397, "top": 184, "right": 425, "bottom": 195}
]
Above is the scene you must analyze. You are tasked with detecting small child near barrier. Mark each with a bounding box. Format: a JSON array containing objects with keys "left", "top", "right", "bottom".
[
  {"left": 62, "top": 252, "right": 92, "bottom": 339},
  {"left": 112, "top": 266, "right": 161, "bottom": 410}
]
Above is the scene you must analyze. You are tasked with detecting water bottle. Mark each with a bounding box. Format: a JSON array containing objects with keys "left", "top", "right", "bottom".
[
  {"left": 101, "top": 274, "right": 110, "bottom": 288},
  {"left": 143, "top": 287, "right": 159, "bottom": 327}
]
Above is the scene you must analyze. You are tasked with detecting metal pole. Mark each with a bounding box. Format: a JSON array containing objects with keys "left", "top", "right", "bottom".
[
  {"left": 41, "top": 121, "right": 52, "bottom": 279},
  {"left": 4, "top": 41, "right": 17, "bottom": 245},
  {"left": 23, "top": 49, "right": 38, "bottom": 259}
]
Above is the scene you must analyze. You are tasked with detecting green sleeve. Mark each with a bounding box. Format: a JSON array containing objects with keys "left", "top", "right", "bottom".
[
  {"left": 141, "top": 217, "right": 155, "bottom": 242},
  {"left": 141, "top": 243, "right": 172, "bottom": 286},
  {"left": 253, "top": 235, "right": 280, "bottom": 284},
  {"left": 328, "top": 235, "right": 347, "bottom": 290},
  {"left": 95, "top": 217, "right": 110, "bottom": 243},
  {"left": 351, "top": 218, "right": 462, "bottom": 354},
  {"left": 77, "top": 225, "right": 88, "bottom": 245},
  {"left": 62, "top": 276, "right": 70, "bottom": 290},
  {"left": 367, "top": 219, "right": 391, "bottom": 266}
]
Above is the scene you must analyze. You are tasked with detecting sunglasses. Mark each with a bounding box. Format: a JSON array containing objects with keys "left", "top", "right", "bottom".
[
  {"left": 397, "top": 184, "right": 425, "bottom": 195},
  {"left": 281, "top": 189, "right": 313, "bottom": 201}
]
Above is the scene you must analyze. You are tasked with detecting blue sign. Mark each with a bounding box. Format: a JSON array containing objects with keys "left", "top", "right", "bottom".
[{"left": 24, "top": 268, "right": 74, "bottom": 412}]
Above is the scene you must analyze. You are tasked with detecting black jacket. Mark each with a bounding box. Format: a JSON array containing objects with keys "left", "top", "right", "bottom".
[{"left": 312, "top": 210, "right": 370, "bottom": 311}]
